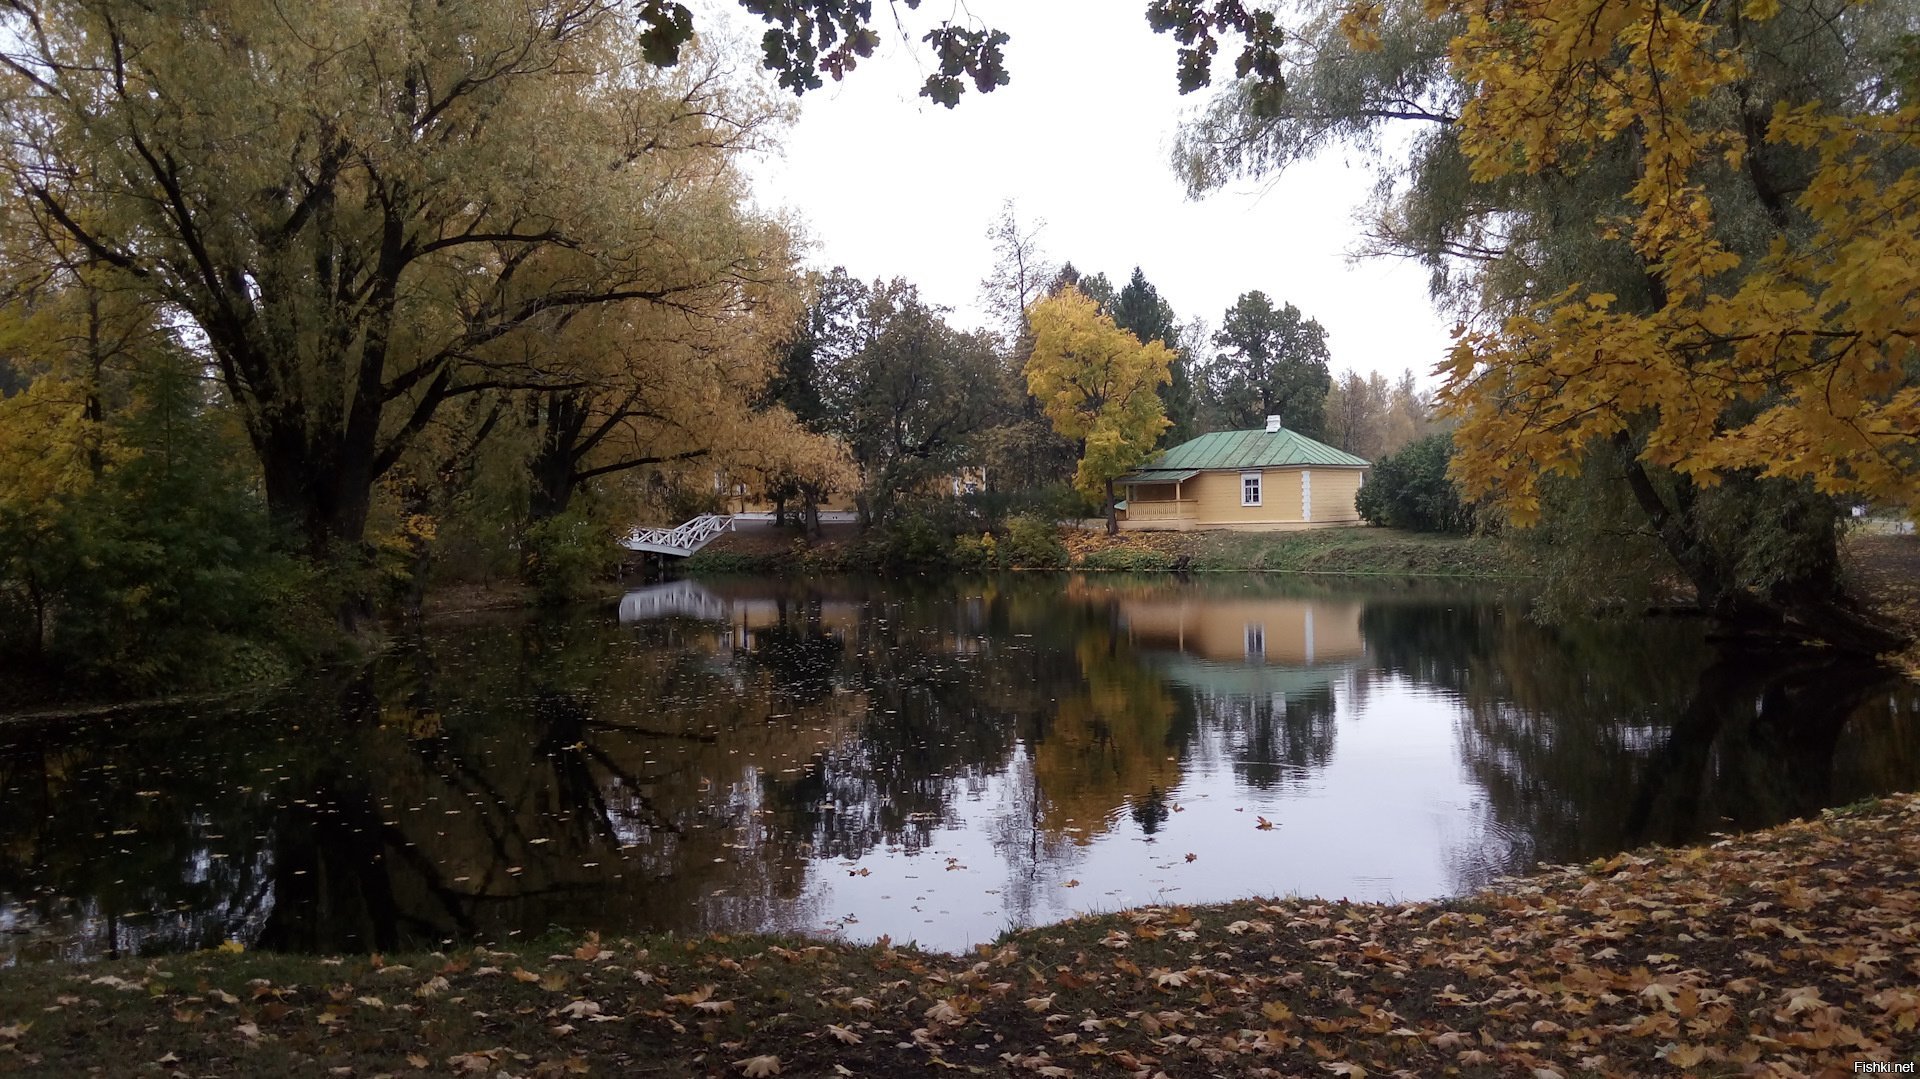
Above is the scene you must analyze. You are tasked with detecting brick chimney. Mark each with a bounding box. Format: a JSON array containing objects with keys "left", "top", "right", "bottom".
[{"left": 1265, "top": 415, "right": 1283, "bottom": 433}]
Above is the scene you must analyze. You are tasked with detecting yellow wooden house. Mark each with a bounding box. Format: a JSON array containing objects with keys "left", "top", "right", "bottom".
[{"left": 1116, "top": 416, "right": 1369, "bottom": 531}]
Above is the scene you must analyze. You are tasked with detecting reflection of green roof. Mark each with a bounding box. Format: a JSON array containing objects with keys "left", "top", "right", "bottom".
[
  {"left": 1147, "top": 654, "right": 1357, "bottom": 697},
  {"left": 1125, "top": 429, "right": 1369, "bottom": 478}
]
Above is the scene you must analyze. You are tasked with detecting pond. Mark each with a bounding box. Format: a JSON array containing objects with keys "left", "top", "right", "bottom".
[{"left": 3, "top": 574, "right": 1918, "bottom": 964}]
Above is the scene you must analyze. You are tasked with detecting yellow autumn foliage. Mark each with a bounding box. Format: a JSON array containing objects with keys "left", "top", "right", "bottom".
[
  {"left": 1412, "top": 0, "right": 1920, "bottom": 521},
  {"left": 1025, "top": 290, "right": 1173, "bottom": 503}
]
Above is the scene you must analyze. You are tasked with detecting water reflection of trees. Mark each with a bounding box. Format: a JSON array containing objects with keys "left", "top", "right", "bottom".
[
  {"left": 1194, "top": 684, "right": 1339, "bottom": 789},
  {"left": 9, "top": 577, "right": 1915, "bottom": 963},
  {"left": 1360, "top": 601, "right": 1920, "bottom": 888},
  {"left": 1, "top": 610, "right": 863, "bottom": 961}
]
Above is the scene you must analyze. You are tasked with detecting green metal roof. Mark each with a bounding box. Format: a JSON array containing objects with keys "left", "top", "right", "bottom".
[
  {"left": 1117, "top": 468, "right": 1201, "bottom": 486},
  {"left": 1129, "top": 428, "right": 1370, "bottom": 476}
]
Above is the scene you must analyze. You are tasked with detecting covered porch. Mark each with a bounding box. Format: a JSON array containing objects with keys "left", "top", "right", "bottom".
[{"left": 1116, "top": 469, "right": 1200, "bottom": 531}]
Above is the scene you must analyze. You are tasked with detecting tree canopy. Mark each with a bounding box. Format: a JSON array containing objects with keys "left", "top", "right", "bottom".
[
  {"left": 1026, "top": 290, "right": 1174, "bottom": 531},
  {"left": 1169, "top": 0, "right": 1919, "bottom": 649},
  {"left": 0, "top": 0, "right": 794, "bottom": 566},
  {"left": 1206, "top": 291, "right": 1334, "bottom": 437}
]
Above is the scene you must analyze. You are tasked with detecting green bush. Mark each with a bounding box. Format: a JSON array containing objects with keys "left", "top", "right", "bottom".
[
  {"left": 1005, "top": 513, "right": 1067, "bottom": 569},
  {"left": 0, "top": 357, "right": 333, "bottom": 694},
  {"left": 961, "top": 484, "right": 1094, "bottom": 532},
  {"left": 875, "top": 507, "right": 952, "bottom": 566},
  {"left": 1356, "top": 431, "right": 1475, "bottom": 533},
  {"left": 520, "top": 509, "right": 620, "bottom": 603},
  {"left": 950, "top": 532, "right": 1005, "bottom": 570}
]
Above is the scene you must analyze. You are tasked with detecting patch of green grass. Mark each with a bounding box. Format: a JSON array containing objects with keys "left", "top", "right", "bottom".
[
  {"left": 1181, "top": 528, "right": 1518, "bottom": 577},
  {"left": 1079, "top": 547, "right": 1180, "bottom": 572}
]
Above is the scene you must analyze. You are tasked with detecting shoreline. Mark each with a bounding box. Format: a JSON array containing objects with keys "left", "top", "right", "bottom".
[
  {"left": 2, "top": 794, "right": 1915, "bottom": 1075},
  {"left": 685, "top": 523, "right": 1527, "bottom": 579}
]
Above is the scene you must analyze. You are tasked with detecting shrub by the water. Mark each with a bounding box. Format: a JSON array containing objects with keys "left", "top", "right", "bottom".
[
  {"left": 520, "top": 509, "right": 621, "bottom": 603},
  {"left": 950, "top": 532, "right": 1005, "bottom": 570},
  {"left": 1356, "top": 431, "right": 1475, "bottom": 533},
  {"left": 1005, "top": 513, "right": 1068, "bottom": 568}
]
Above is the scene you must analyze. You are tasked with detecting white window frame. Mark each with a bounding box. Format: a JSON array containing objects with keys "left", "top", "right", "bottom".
[
  {"left": 1301, "top": 469, "right": 1313, "bottom": 521},
  {"left": 1241, "top": 471, "right": 1262, "bottom": 507},
  {"left": 1245, "top": 623, "right": 1266, "bottom": 660}
]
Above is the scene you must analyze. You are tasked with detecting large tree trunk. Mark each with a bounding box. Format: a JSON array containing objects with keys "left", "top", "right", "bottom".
[
  {"left": 257, "top": 424, "right": 380, "bottom": 630},
  {"left": 1105, "top": 478, "right": 1119, "bottom": 535},
  {"left": 1614, "top": 440, "right": 1905, "bottom": 656}
]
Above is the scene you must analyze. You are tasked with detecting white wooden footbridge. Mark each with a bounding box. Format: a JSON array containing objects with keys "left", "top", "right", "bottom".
[{"left": 620, "top": 514, "right": 734, "bottom": 557}]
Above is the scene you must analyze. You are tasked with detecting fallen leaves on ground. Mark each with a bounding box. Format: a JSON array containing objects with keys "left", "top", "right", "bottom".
[{"left": 3, "top": 796, "right": 1920, "bottom": 1076}]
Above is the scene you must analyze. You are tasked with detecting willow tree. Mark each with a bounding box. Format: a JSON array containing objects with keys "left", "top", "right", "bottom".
[
  {"left": 0, "top": 1, "right": 784, "bottom": 591},
  {"left": 1026, "top": 290, "right": 1174, "bottom": 533}
]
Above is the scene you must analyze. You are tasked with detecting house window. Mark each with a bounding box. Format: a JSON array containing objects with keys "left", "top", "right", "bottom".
[
  {"left": 1241, "top": 472, "right": 1262, "bottom": 506},
  {"left": 1245, "top": 623, "right": 1265, "bottom": 660}
]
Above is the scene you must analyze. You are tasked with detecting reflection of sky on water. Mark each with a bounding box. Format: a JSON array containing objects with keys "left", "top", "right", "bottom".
[{"left": 5, "top": 574, "right": 1918, "bottom": 963}]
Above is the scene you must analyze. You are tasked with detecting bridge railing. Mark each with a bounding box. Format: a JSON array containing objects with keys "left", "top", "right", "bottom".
[{"left": 622, "top": 514, "right": 735, "bottom": 555}]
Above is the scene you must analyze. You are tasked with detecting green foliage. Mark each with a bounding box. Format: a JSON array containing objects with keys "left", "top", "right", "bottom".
[
  {"left": 874, "top": 501, "right": 970, "bottom": 567},
  {"left": 962, "top": 484, "right": 1095, "bottom": 532},
  {"left": 0, "top": 354, "right": 328, "bottom": 694},
  {"left": 1203, "top": 291, "right": 1333, "bottom": 436},
  {"left": 1356, "top": 432, "right": 1474, "bottom": 533},
  {"left": 950, "top": 532, "right": 1005, "bottom": 570},
  {"left": 818, "top": 278, "right": 1008, "bottom": 521},
  {"left": 680, "top": 549, "right": 771, "bottom": 575},
  {"left": 520, "top": 509, "right": 620, "bottom": 604},
  {"left": 1004, "top": 514, "right": 1068, "bottom": 569}
]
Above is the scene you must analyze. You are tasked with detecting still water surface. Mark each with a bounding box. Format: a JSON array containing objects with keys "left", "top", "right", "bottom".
[{"left": 3, "top": 574, "right": 1917, "bottom": 963}]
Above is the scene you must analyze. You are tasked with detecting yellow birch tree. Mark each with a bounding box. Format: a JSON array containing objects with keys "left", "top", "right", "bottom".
[{"left": 1026, "top": 290, "right": 1175, "bottom": 533}]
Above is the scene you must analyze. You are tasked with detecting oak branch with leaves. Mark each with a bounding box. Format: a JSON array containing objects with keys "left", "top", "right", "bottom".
[{"left": 1026, "top": 290, "right": 1174, "bottom": 534}]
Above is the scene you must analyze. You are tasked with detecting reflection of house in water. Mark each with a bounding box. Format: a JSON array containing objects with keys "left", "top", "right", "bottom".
[
  {"left": 1113, "top": 592, "right": 1368, "bottom": 699},
  {"left": 1113, "top": 590, "right": 1367, "bottom": 784}
]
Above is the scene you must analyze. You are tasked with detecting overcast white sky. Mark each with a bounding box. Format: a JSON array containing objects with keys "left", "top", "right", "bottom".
[{"left": 723, "top": 0, "right": 1454, "bottom": 382}]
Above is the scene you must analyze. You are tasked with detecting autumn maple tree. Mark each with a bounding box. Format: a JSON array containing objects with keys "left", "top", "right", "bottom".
[
  {"left": 1026, "top": 289, "right": 1174, "bottom": 533},
  {"left": 1433, "top": 0, "right": 1919, "bottom": 647}
]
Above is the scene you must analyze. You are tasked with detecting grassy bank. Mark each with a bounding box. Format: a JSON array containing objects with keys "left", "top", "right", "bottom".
[
  {"left": 686, "top": 522, "right": 1519, "bottom": 579},
  {"left": 1062, "top": 526, "right": 1518, "bottom": 577},
  {"left": 4, "top": 795, "right": 1915, "bottom": 1077}
]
